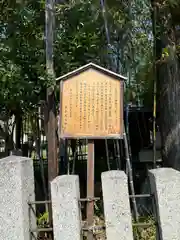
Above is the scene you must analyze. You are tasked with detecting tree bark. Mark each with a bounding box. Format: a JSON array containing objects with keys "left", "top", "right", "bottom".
[
  {"left": 15, "top": 111, "right": 22, "bottom": 149},
  {"left": 152, "top": 1, "right": 180, "bottom": 169}
]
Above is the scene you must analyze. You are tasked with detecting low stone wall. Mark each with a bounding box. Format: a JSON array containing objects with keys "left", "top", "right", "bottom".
[{"left": 1, "top": 157, "right": 180, "bottom": 240}]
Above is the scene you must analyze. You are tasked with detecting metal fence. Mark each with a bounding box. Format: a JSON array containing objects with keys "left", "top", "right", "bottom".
[
  {"left": 28, "top": 190, "right": 160, "bottom": 240},
  {"left": 130, "top": 193, "right": 159, "bottom": 239},
  {"left": 28, "top": 197, "right": 104, "bottom": 240},
  {"left": 29, "top": 200, "right": 53, "bottom": 240}
]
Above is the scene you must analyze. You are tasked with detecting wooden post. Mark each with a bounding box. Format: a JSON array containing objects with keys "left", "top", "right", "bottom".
[
  {"left": 45, "top": 0, "right": 58, "bottom": 183},
  {"left": 86, "top": 139, "right": 95, "bottom": 240},
  {"left": 45, "top": 0, "right": 58, "bottom": 228}
]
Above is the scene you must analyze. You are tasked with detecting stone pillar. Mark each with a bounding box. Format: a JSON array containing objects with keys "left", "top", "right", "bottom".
[
  {"left": 51, "top": 175, "right": 82, "bottom": 240},
  {"left": 0, "top": 156, "right": 36, "bottom": 240},
  {"left": 149, "top": 168, "right": 180, "bottom": 240},
  {"left": 101, "top": 170, "right": 133, "bottom": 240}
]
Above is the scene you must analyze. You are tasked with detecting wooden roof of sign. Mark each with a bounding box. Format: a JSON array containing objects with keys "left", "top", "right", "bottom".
[
  {"left": 56, "top": 62, "right": 127, "bottom": 82},
  {"left": 58, "top": 63, "right": 126, "bottom": 139}
]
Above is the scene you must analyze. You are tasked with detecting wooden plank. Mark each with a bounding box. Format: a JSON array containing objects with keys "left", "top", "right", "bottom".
[{"left": 60, "top": 68, "right": 123, "bottom": 139}]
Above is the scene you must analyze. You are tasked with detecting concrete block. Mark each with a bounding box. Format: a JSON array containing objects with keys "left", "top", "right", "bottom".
[
  {"left": 51, "top": 175, "right": 82, "bottom": 240},
  {"left": 101, "top": 170, "right": 133, "bottom": 240},
  {"left": 0, "top": 156, "right": 36, "bottom": 240},
  {"left": 149, "top": 168, "right": 180, "bottom": 240}
]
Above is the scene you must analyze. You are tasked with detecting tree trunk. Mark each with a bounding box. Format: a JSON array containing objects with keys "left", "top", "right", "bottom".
[
  {"left": 15, "top": 112, "right": 22, "bottom": 149},
  {"left": 152, "top": 1, "right": 180, "bottom": 169}
]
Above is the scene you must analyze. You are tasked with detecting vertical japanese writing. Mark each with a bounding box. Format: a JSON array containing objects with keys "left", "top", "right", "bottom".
[
  {"left": 76, "top": 80, "right": 79, "bottom": 108},
  {"left": 92, "top": 81, "right": 95, "bottom": 118},
  {"left": 108, "top": 81, "right": 112, "bottom": 133},
  {"left": 64, "top": 105, "right": 68, "bottom": 132},
  {"left": 100, "top": 81, "right": 104, "bottom": 131},
  {"left": 83, "top": 81, "right": 87, "bottom": 131},
  {"left": 61, "top": 74, "right": 122, "bottom": 138},
  {"left": 88, "top": 83, "right": 91, "bottom": 130},
  {"left": 105, "top": 80, "right": 108, "bottom": 131},
  {"left": 114, "top": 84, "right": 118, "bottom": 130},
  {"left": 96, "top": 82, "right": 99, "bottom": 130},
  {"left": 80, "top": 82, "right": 83, "bottom": 129},
  {"left": 69, "top": 88, "right": 72, "bottom": 118}
]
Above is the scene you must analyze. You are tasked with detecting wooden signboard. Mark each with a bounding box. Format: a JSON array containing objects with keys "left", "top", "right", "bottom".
[{"left": 58, "top": 63, "right": 126, "bottom": 139}]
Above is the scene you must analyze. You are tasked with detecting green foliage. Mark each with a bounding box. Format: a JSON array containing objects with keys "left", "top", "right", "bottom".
[
  {"left": 37, "top": 211, "right": 49, "bottom": 226},
  {"left": 0, "top": 0, "right": 112, "bottom": 115},
  {"left": 54, "top": 0, "right": 108, "bottom": 75},
  {"left": 162, "top": 47, "right": 169, "bottom": 58},
  {"left": 0, "top": 0, "right": 47, "bottom": 114},
  {"left": 1, "top": 0, "right": 172, "bottom": 114},
  {"left": 133, "top": 216, "right": 156, "bottom": 240}
]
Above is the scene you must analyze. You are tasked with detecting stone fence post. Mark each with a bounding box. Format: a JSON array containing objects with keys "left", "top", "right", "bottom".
[
  {"left": 101, "top": 170, "right": 133, "bottom": 240},
  {"left": 51, "top": 175, "right": 82, "bottom": 240},
  {"left": 149, "top": 168, "right": 180, "bottom": 240},
  {"left": 0, "top": 156, "right": 36, "bottom": 240}
]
